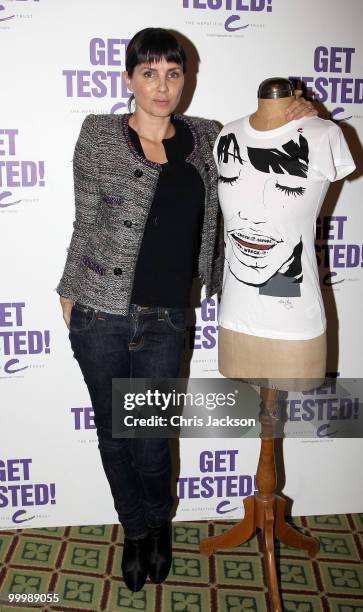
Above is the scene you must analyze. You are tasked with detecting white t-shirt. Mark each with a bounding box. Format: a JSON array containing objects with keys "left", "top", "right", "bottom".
[{"left": 214, "top": 116, "right": 355, "bottom": 340}]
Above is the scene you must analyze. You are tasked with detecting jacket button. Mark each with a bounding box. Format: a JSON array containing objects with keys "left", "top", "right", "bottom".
[
  {"left": 204, "top": 163, "right": 210, "bottom": 171},
  {"left": 124, "top": 220, "right": 132, "bottom": 228},
  {"left": 134, "top": 169, "right": 143, "bottom": 178},
  {"left": 113, "top": 267, "right": 123, "bottom": 276}
]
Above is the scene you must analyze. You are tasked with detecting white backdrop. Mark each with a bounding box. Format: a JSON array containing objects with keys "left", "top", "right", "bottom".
[{"left": 1, "top": 0, "right": 362, "bottom": 530}]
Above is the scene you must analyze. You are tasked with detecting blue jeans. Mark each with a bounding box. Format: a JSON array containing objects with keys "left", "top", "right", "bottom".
[{"left": 69, "top": 302, "right": 186, "bottom": 539}]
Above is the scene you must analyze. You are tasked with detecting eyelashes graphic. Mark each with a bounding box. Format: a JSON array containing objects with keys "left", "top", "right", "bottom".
[
  {"left": 275, "top": 182, "right": 306, "bottom": 197},
  {"left": 218, "top": 174, "right": 306, "bottom": 198},
  {"left": 218, "top": 171, "right": 240, "bottom": 186}
]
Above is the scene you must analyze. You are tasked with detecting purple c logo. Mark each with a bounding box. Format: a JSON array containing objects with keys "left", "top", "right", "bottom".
[
  {"left": 224, "top": 15, "right": 249, "bottom": 32},
  {"left": 216, "top": 499, "right": 239, "bottom": 514},
  {"left": 330, "top": 107, "right": 352, "bottom": 122},
  {"left": 110, "top": 101, "right": 127, "bottom": 114},
  {"left": 323, "top": 272, "right": 344, "bottom": 287},
  {"left": 12, "top": 509, "right": 35, "bottom": 524},
  {"left": 0, "top": 191, "right": 21, "bottom": 208},
  {"left": 317, "top": 423, "right": 338, "bottom": 438},
  {"left": 0, "top": 4, "right": 15, "bottom": 21},
  {"left": 4, "top": 358, "right": 28, "bottom": 374}
]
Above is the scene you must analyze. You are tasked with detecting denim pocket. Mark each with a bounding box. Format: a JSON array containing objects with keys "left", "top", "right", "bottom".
[
  {"left": 69, "top": 303, "right": 97, "bottom": 333},
  {"left": 164, "top": 308, "right": 186, "bottom": 333}
]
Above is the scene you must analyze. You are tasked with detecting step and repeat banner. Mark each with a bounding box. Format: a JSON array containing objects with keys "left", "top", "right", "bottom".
[{"left": 1, "top": 0, "right": 362, "bottom": 529}]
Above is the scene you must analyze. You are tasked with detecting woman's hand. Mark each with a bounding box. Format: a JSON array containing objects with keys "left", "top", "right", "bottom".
[
  {"left": 285, "top": 89, "right": 318, "bottom": 121},
  {"left": 60, "top": 296, "right": 74, "bottom": 329}
]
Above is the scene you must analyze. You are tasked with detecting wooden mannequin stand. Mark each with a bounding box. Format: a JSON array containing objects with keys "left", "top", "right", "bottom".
[{"left": 200, "top": 387, "right": 320, "bottom": 611}]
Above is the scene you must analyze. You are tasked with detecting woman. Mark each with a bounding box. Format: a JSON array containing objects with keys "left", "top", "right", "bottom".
[{"left": 57, "top": 28, "right": 315, "bottom": 592}]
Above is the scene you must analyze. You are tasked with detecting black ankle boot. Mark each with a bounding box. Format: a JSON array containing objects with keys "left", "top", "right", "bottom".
[
  {"left": 121, "top": 535, "right": 149, "bottom": 592},
  {"left": 147, "top": 522, "right": 172, "bottom": 583}
]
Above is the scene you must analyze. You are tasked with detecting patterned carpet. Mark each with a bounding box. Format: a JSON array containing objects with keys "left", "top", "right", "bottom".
[{"left": 0, "top": 514, "right": 362, "bottom": 611}]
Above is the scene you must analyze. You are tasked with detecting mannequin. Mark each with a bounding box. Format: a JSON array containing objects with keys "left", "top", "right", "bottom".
[
  {"left": 219, "top": 78, "right": 328, "bottom": 391},
  {"left": 200, "top": 78, "right": 356, "bottom": 611}
]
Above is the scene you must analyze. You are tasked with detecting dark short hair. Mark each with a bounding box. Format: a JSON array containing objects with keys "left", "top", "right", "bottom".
[{"left": 126, "top": 27, "right": 187, "bottom": 77}]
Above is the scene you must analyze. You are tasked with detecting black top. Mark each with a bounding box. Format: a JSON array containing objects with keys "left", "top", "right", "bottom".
[{"left": 129, "top": 116, "right": 205, "bottom": 307}]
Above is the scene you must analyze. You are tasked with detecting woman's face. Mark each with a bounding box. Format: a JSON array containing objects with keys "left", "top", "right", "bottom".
[
  {"left": 124, "top": 58, "right": 184, "bottom": 118},
  {"left": 218, "top": 150, "right": 312, "bottom": 286}
]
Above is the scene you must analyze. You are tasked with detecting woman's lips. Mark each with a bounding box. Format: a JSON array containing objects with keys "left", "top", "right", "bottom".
[{"left": 231, "top": 233, "right": 277, "bottom": 251}]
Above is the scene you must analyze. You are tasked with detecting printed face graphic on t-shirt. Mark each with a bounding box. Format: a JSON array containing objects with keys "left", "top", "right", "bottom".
[{"left": 217, "top": 132, "right": 309, "bottom": 296}]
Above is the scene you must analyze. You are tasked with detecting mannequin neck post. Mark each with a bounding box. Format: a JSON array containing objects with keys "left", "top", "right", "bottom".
[{"left": 250, "top": 97, "right": 294, "bottom": 131}]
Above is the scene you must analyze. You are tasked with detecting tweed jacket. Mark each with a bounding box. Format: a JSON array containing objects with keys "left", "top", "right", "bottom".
[{"left": 57, "top": 112, "right": 224, "bottom": 314}]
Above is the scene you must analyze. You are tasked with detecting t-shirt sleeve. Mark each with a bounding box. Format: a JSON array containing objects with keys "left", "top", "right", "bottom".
[{"left": 312, "top": 123, "right": 356, "bottom": 182}]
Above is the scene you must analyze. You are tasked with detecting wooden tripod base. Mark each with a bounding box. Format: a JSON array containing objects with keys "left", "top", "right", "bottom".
[
  {"left": 200, "top": 492, "right": 319, "bottom": 611},
  {"left": 200, "top": 386, "right": 320, "bottom": 612}
]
